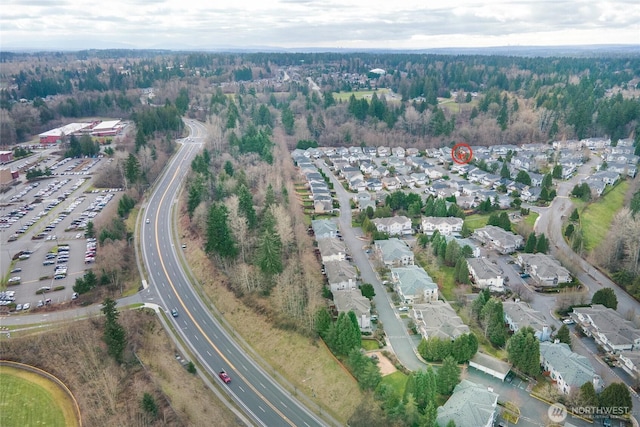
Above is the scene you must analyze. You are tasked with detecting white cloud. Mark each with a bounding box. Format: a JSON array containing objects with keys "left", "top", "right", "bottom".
[{"left": 1, "top": 0, "right": 638, "bottom": 50}]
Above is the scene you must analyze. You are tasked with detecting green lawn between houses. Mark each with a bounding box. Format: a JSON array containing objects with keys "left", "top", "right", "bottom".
[{"left": 580, "top": 180, "right": 628, "bottom": 252}]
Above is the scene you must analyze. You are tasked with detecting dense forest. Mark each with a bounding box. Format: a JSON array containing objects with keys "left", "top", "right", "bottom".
[{"left": 1, "top": 50, "right": 639, "bottom": 149}]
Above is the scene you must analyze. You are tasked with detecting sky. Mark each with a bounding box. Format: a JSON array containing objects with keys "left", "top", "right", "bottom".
[{"left": 1, "top": 0, "right": 639, "bottom": 51}]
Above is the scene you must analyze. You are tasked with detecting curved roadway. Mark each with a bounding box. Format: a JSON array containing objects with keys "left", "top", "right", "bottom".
[{"left": 141, "top": 120, "right": 325, "bottom": 427}]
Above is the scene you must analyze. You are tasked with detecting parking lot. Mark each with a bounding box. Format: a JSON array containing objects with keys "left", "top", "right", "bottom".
[{"left": 1, "top": 153, "right": 122, "bottom": 312}]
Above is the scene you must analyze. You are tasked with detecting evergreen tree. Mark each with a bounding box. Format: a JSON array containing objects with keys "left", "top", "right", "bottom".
[
  {"left": 570, "top": 208, "right": 580, "bottom": 222},
  {"left": 437, "top": 356, "right": 460, "bottom": 395},
  {"left": 555, "top": 324, "right": 572, "bottom": 347},
  {"left": 256, "top": 226, "right": 283, "bottom": 276},
  {"left": 101, "top": 297, "right": 127, "bottom": 363},
  {"left": 500, "top": 162, "right": 510, "bottom": 179},
  {"left": 124, "top": 153, "right": 140, "bottom": 186},
  {"left": 599, "top": 383, "right": 632, "bottom": 414},
  {"left": 552, "top": 164, "right": 563, "bottom": 179},
  {"left": 515, "top": 170, "right": 532, "bottom": 186},
  {"left": 506, "top": 326, "right": 540, "bottom": 376},
  {"left": 444, "top": 240, "right": 460, "bottom": 267},
  {"left": 565, "top": 223, "right": 575, "bottom": 238},
  {"left": 205, "top": 204, "right": 238, "bottom": 259},
  {"left": 535, "top": 233, "right": 549, "bottom": 253},
  {"left": 524, "top": 233, "right": 537, "bottom": 253},
  {"left": 315, "top": 307, "right": 332, "bottom": 339},
  {"left": 433, "top": 198, "right": 447, "bottom": 217},
  {"left": 592, "top": 288, "right": 618, "bottom": 310},
  {"left": 237, "top": 184, "right": 257, "bottom": 228},
  {"left": 578, "top": 382, "right": 599, "bottom": 408},
  {"left": 455, "top": 257, "right": 470, "bottom": 284},
  {"left": 498, "top": 212, "right": 512, "bottom": 231},
  {"left": 482, "top": 298, "right": 507, "bottom": 347}
]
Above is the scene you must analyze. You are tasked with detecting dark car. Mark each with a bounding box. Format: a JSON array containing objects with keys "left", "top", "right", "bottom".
[
  {"left": 171, "top": 308, "right": 179, "bottom": 318},
  {"left": 219, "top": 370, "right": 231, "bottom": 384}
]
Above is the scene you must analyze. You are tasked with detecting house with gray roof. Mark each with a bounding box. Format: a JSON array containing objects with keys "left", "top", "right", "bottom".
[
  {"left": 472, "top": 225, "right": 524, "bottom": 254},
  {"left": 317, "top": 238, "right": 348, "bottom": 263},
  {"left": 372, "top": 215, "right": 413, "bottom": 236},
  {"left": 421, "top": 216, "right": 463, "bottom": 236},
  {"left": 619, "top": 350, "right": 640, "bottom": 381},
  {"left": 436, "top": 380, "right": 499, "bottom": 427},
  {"left": 517, "top": 253, "right": 571, "bottom": 287},
  {"left": 503, "top": 300, "right": 551, "bottom": 341},
  {"left": 571, "top": 304, "right": 640, "bottom": 353},
  {"left": 333, "top": 290, "right": 371, "bottom": 331},
  {"left": 311, "top": 219, "right": 338, "bottom": 239},
  {"left": 466, "top": 257, "right": 504, "bottom": 292},
  {"left": 375, "top": 238, "right": 414, "bottom": 267},
  {"left": 412, "top": 300, "right": 470, "bottom": 341},
  {"left": 540, "top": 341, "right": 600, "bottom": 395},
  {"left": 390, "top": 265, "right": 438, "bottom": 304},
  {"left": 324, "top": 260, "right": 358, "bottom": 292}
]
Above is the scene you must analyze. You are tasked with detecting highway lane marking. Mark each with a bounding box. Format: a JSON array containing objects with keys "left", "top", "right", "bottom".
[
  {"left": 239, "top": 386, "right": 245, "bottom": 392},
  {"left": 259, "top": 406, "right": 265, "bottom": 413},
  {"left": 151, "top": 145, "right": 298, "bottom": 427},
  {"left": 207, "top": 351, "right": 212, "bottom": 356}
]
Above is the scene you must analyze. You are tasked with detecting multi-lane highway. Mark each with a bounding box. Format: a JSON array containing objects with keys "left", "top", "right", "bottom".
[{"left": 141, "top": 120, "right": 326, "bottom": 427}]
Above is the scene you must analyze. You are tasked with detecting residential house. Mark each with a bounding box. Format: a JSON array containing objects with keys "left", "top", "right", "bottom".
[
  {"left": 608, "top": 162, "right": 637, "bottom": 178},
  {"left": 333, "top": 290, "right": 372, "bottom": 331},
  {"left": 375, "top": 238, "right": 414, "bottom": 267},
  {"left": 412, "top": 300, "right": 470, "bottom": 341},
  {"left": 529, "top": 172, "right": 544, "bottom": 187},
  {"left": 521, "top": 186, "right": 542, "bottom": 202},
  {"left": 571, "top": 305, "right": 640, "bottom": 353},
  {"left": 377, "top": 146, "right": 390, "bottom": 157},
  {"left": 359, "top": 161, "right": 375, "bottom": 175},
  {"left": 391, "top": 146, "right": 406, "bottom": 158},
  {"left": 390, "top": 265, "right": 438, "bottom": 304},
  {"left": 517, "top": 253, "right": 571, "bottom": 287},
  {"left": 540, "top": 341, "right": 599, "bottom": 395},
  {"left": 503, "top": 300, "right": 551, "bottom": 341},
  {"left": 421, "top": 216, "right": 464, "bottom": 236},
  {"left": 584, "top": 178, "right": 607, "bottom": 197},
  {"left": 313, "top": 199, "right": 333, "bottom": 213},
  {"left": 317, "top": 238, "right": 348, "bottom": 263},
  {"left": 380, "top": 176, "right": 400, "bottom": 191},
  {"left": 371, "top": 166, "right": 389, "bottom": 179},
  {"left": 592, "top": 170, "right": 620, "bottom": 185},
  {"left": 619, "top": 351, "right": 640, "bottom": 381},
  {"left": 445, "top": 235, "right": 481, "bottom": 258},
  {"left": 311, "top": 219, "right": 338, "bottom": 239},
  {"left": 406, "top": 147, "right": 420, "bottom": 157},
  {"left": 372, "top": 215, "right": 413, "bottom": 236},
  {"left": 581, "top": 137, "right": 610, "bottom": 150},
  {"left": 466, "top": 258, "right": 504, "bottom": 292},
  {"left": 365, "top": 178, "right": 383, "bottom": 192},
  {"left": 436, "top": 380, "right": 499, "bottom": 427},
  {"left": 410, "top": 172, "right": 428, "bottom": 186},
  {"left": 324, "top": 260, "right": 358, "bottom": 292},
  {"left": 472, "top": 225, "right": 524, "bottom": 254}
]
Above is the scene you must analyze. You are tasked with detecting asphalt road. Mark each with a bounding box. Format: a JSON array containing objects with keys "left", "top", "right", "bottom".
[{"left": 141, "top": 120, "right": 326, "bottom": 427}]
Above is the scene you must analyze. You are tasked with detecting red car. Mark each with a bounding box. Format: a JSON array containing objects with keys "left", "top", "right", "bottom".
[{"left": 219, "top": 371, "right": 231, "bottom": 384}]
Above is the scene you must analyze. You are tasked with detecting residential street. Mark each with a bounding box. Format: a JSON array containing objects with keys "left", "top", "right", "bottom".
[{"left": 316, "top": 159, "right": 596, "bottom": 427}]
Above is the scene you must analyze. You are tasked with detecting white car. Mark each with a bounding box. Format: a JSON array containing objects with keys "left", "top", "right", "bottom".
[
  {"left": 563, "top": 318, "right": 575, "bottom": 325},
  {"left": 398, "top": 306, "right": 409, "bottom": 312},
  {"left": 22, "top": 302, "right": 30, "bottom": 310},
  {"left": 146, "top": 218, "right": 150, "bottom": 224}
]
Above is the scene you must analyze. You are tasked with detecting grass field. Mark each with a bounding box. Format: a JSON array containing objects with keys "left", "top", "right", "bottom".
[
  {"left": 581, "top": 180, "right": 629, "bottom": 252},
  {"left": 333, "top": 88, "right": 394, "bottom": 102},
  {"left": 379, "top": 370, "right": 408, "bottom": 397},
  {"left": 523, "top": 212, "right": 539, "bottom": 229},
  {"left": 463, "top": 213, "right": 491, "bottom": 231},
  {"left": 0, "top": 365, "right": 78, "bottom": 427}
]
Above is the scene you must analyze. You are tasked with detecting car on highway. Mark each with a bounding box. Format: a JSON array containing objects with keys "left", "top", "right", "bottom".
[
  {"left": 219, "top": 370, "right": 231, "bottom": 384},
  {"left": 171, "top": 308, "right": 179, "bottom": 317},
  {"left": 146, "top": 218, "right": 150, "bottom": 224}
]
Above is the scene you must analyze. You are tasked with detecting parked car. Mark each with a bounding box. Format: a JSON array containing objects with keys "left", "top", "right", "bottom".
[
  {"left": 10, "top": 267, "right": 22, "bottom": 273},
  {"left": 398, "top": 306, "right": 409, "bottom": 312},
  {"left": 563, "top": 318, "right": 575, "bottom": 325}
]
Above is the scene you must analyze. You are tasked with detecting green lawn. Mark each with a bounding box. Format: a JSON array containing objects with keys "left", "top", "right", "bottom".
[
  {"left": 0, "top": 368, "right": 71, "bottom": 427},
  {"left": 361, "top": 339, "right": 380, "bottom": 351},
  {"left": 463, "top": 213, "right": 490, "bottom": 232},
  {"left": 333, "top": 88, "right": 394, "bottom": 102},
  {"left": 581, "top": 181, "right": 629, "bottom": 252},
  {"left": 380, "top": 370, "right": 408, "bottom": 397},
  {"left": 523, "top": 212, "right": 539, "bottom": 229}
]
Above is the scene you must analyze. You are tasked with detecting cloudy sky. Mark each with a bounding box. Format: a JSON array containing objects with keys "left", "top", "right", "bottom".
[{"left": 2, "top": 0, "right": 639, "bottom": 51}]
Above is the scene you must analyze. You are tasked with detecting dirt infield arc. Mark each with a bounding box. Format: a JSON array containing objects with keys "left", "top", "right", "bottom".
[{"left": 0, "top": 360, "right": 82, "bottom": 427}]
